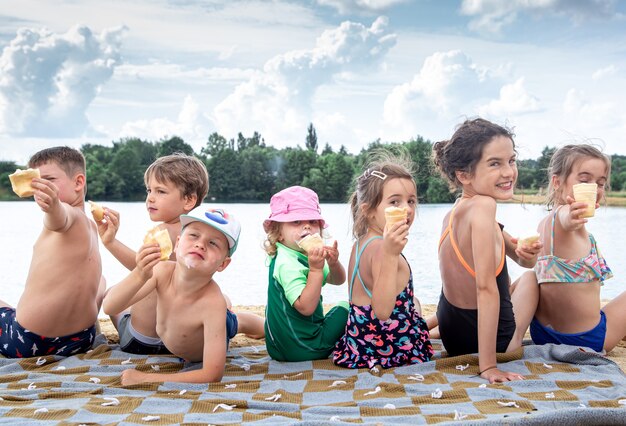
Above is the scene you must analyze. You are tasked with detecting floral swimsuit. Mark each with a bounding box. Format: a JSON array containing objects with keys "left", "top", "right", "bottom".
[{"left": 333, "top": 236, "right": 433, "bottom": 369}]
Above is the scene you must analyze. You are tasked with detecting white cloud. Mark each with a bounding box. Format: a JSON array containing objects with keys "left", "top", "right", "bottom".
[
  {"left": 591, "top": 64, "right": 618, "bottom": 81},
  {"left": 0, "top": 24, "right": 125, "bottom": 137},
  {"left": 382, "top": 50, "right": 499, "bottom": 140},
  {"left": 317, "top": 0, "right": 409, "bottom": 14},
  {"left": 213, "top": 16, "right": 396, "bottom": 147},
  {"left": 478, "top": 78, "right": 541, "bottom": 118},
  {"left": 119, "top": 95, "right": 211, "bottom": 150},
  {"left": 115, "top": 63, "right": 255, "bottom": 82},
  {"left": 460, "top": 0, "right": 620, "bottom": 34},
  {"left": 562, "top": 88, "right": 620, "bottom": 128}
]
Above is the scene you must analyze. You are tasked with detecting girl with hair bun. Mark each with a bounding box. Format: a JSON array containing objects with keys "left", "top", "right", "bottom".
[{"left": 432, "top": 118, "right": 542, "bottom": 383}]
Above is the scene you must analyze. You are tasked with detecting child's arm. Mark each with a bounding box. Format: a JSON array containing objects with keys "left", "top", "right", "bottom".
[
  {"left": 370, "top": 220, "right": 409, "bottom": 321},
  {"left": 324, "top": 240, "right": 346, "bottom": 285},
  {"left": 96, "top": 208, "right": 137, "bottom": 271},
  {"left": 471, "top": 197, "right": 524, "bottom": 383},
  {"left": 102, "top": 243, "right": 161, "bottom": 315},
  {"left": 31, "top": 178, "right": 82, "bottom": 233},
  {"left": 121, "top": 307, "right": 227, "bottom": 384},
  {"left": 503, "top": 230, "right": 542, "bottom": 269},
  {"left": 293, "top": 247, "right": 326, "bottom": 316}
]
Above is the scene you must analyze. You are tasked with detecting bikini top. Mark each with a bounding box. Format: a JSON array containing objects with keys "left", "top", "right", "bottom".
[
  {"left": 437, "top": 202, "right": 505, "bottom": 278},
  {"left": 534, "top": 206, "right": 612, "bottom": 284}
]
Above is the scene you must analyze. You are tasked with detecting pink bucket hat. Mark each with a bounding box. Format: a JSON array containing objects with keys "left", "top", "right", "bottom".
[{"left": 263, "top": 186, "right": 327, "bottom": 232}]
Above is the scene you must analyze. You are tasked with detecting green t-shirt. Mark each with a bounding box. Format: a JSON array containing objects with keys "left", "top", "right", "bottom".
[
  {"left": 265, "top": 243, "right": 348, "bottom": 361},
  {"left": 273, "top": 242, "right": 329, "bottom": 305}
]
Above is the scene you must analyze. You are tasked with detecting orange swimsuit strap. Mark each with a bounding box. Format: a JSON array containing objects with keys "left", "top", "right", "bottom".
[{"left": 438, "top": 203, "right": 505, "bottom": 278}]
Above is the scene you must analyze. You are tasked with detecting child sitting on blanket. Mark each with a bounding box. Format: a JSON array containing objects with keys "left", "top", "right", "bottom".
[
  {"left": 432, "top": 118, "right": 541, "bottom": 383},
  {"left": 97, "top": 154, "right": 263, "bottom": 354},
  {"left": 263, "top": 186, "right": 348, "bottom": 361},
  {"left": 517, "top": 144, "right": 626, "bottom": 352},
  {"left": 0, "top": 147, "right": 105, "bottom": 358},
  {"left": 333, "top": 152, "right": 434, "bottom": 369},
  {"left": 103, "top": 207, "right": 242, "bottom": 384}
]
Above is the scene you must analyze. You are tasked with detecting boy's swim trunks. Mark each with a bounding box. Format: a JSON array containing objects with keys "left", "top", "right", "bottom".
[
  {"left": 0, "top": 307, "right": 95, "bottom": 358},
  {"left": 116, "top": 310, "right": 238, "bottom": 354},
  {"left": 117, "top": 313, "right": 171, "bottom": 355}
]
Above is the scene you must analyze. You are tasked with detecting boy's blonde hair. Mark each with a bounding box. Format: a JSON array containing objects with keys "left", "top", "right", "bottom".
[
  {"left": 432, "top": 118, "right": 515, "bottom": 191},
  {"left": 144, "top": 153, "right": 209, "bottom": 207},
  {"left": 349, "top": 150, "right": 416, "bottom": 239},
  {"left": 28, "top": 146, "right": 86, "bottom": 195},
  {"left": 546, "top": 144, "right": 611, "bottom": 210}
]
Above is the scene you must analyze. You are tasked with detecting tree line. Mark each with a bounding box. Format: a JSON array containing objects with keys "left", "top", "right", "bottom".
[{"left": 1, "top": 125, "right": 626, "bottom": 203}]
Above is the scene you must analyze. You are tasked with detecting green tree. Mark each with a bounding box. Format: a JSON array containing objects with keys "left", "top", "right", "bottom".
[
  {"left": 425, "top": 176, "right": 457, "bottom": 203},
  {"left": 274, "top": 148, "right": 317, "bottom": 189},
  {"left": 305, "top": 123, "right": 318, "bottom": 152},
  {"left": 110, "top": 145, "right": 145, "bottom": 200},
  {"left": 235, "top": 146, "right": 274, "bottom": 201},
  {"left": 0, "top": 161, "right": 21, "bottom": 199},
  {"left": 157, "top": 136, "right": 194, "bottom": 157},
  {"left": 206, "top": 148, "right": 240, "bottom": 201},
  {"left": 536, "top": 146, "right": 556, "bottom": 189},
  {"left": 516, "top": 159, "right": 538, "bottom": 190},
  {"left": 201, "top": 132, "right": 230, "bottom": 158},
  {"left": 306, "top": 152, "right": 355, "bottom": 201}
]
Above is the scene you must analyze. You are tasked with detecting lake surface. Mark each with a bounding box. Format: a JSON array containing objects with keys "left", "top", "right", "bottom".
[{"left": 1, "top": 201, "right": 624, "bottom": 314}]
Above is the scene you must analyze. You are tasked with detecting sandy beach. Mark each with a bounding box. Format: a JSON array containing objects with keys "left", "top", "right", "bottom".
[{"left": 99, "top": 303, "right": 626, "bottom": 373}]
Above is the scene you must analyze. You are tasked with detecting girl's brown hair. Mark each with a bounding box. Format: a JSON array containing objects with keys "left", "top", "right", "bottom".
[
  {"left": 349, "top": 150, "right": 416, "bottom": 239},
  {"left": 546, "top": 144, "right": 611, "bottom": 210},
  {"left": 432, "top": 118, "right": 515, "bottom": 190}
]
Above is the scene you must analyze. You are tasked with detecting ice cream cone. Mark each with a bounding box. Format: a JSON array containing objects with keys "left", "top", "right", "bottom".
[
  {"left": 297, "top": 233, "right": 324, "bottom": 253},
  {"left": 8, "top": 168, "right": 40, "bottom": 198},
  {"left": 572, "top": 183, "right": 597, "bottom": 218},
  {"left": 384, "top": 206, "right": 408, "bottom": 228},
  {"left": 517, "top": 232, "right": 540, "bottom": 249},
  {"left": 144, "top": 227, "right": 173, "bottom": 261},
  {"left": 88, "top": 200, "right": 105, "bottom": 222}
]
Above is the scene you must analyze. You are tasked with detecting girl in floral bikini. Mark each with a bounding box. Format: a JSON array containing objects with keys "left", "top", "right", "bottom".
[
  {"left": 333, "top": 152, "right": 433, "bottom": 369},
  {"left": 525, "top": 144, "right": 626, "bottom": 352}
]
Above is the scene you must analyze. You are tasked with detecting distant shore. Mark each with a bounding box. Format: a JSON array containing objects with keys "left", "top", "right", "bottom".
[{"left": 505, "top": 193, "right": 626, "bottom": 207}]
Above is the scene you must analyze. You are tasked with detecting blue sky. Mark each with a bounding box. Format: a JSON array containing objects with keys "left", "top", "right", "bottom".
[{"left": 1, "top": 0, "right": 625, "bottom": 165}]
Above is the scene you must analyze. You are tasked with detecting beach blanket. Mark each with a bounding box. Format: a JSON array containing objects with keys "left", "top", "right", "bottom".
[{"left": 1, "top": 336, "right": 625, "bottom": 425}]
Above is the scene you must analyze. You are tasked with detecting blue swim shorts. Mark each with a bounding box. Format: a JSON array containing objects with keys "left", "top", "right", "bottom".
[
  {"left": 226, "top": 309, "right": 238, "bottom": 349},
  {"left": 0, "top": 307, "right": 96, "bottom": 358},
  {"left": 530, "top": 311, "right": 606, "bottom": 353}
]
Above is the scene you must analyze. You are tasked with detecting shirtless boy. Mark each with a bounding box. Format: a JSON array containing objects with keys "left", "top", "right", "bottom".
[
  {"left": 0, "top": 147, "right": 104, "bottom": 358},
  {"left": 98, "top": 154, "right": 263, "bottom": 354},
  {"left": 98, "top": 154, "right": 208, "bottom": 354},
  {"left": 103, "top": 207, "right": 241, "bottom": 383}
]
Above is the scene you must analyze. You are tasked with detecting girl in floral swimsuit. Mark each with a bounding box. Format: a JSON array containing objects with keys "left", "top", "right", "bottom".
[
  {"left": 524, "top": 144, "right": 626, "bottom": 353},
  {"left": 333, "top": 153, "right": 433, "bottom": 369}
]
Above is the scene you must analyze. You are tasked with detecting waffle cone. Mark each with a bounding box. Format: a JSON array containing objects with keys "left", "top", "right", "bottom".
[
  {"left": 8, "top": 168, "right": 40, "bottom": 198},
  {"left": 144, "top": 227, "right": 173, "bottom": 261},
  {"left": 384, "top": 206, "right": 408, "bottom": 227},
  {"left": 297, "top": 233, "right": 324, "bottom": 253}
]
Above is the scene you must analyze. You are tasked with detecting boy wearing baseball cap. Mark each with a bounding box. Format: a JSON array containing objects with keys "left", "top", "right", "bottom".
[{"left": 103, "top": 207, "right": 244, "bottom": 384}]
